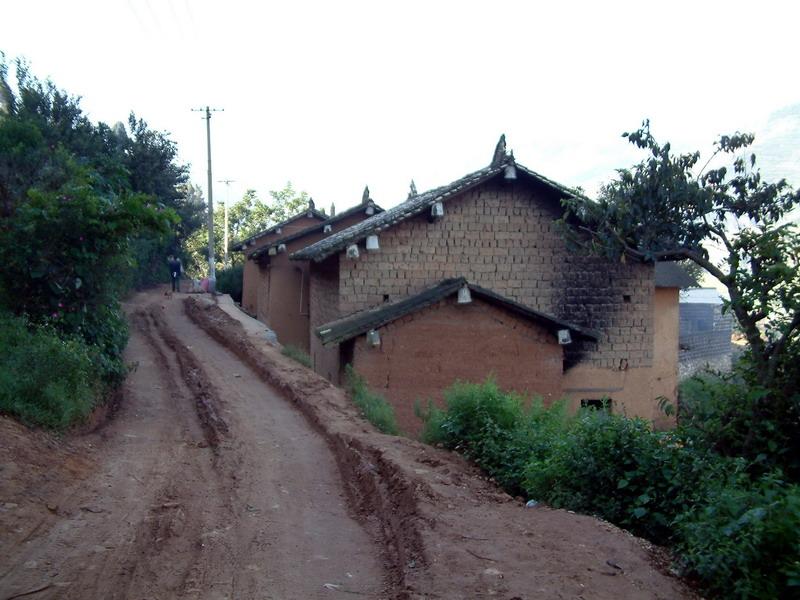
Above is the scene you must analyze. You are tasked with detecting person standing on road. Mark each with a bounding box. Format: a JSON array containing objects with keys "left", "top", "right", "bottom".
[{"left": 167, "top": 254, "right": 183, "bottom": 293}]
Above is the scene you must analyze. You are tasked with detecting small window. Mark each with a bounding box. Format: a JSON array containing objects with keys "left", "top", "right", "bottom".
[
  {"left": 623, "top": 294, "right": 632, "bottom": 303},
  {"left": 383, "top": 294, "right": 390, "bottom": 303},
  {"left": 581, "top": 398, "right": 612, "bottom": 412}
]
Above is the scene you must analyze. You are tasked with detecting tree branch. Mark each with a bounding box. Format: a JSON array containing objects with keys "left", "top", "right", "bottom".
[
  {"left": 620, "top": 244, "right": 729, "bottom": 283},
  {"left": 767, "top": 310, "right": 800, "bottom": 384},
  {"left": 697, "top": 146, "right": 723, "bottom": 178}
]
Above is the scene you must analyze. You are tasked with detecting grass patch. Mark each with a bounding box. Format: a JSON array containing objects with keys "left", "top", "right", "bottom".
[
  {"left": 0, "top": 311, "right": 100, "bottom": 428},
  {"left": 280, "top": 344, "right": 312, "bottom": 368},
  {"left": 345, "top": 365, "right": 399, "bottom": 435}
]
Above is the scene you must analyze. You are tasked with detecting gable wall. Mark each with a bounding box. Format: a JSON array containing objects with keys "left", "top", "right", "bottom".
[
  {"left": 263, "top": 210, "right": 375, "bottom": 351},
  {"left": 337, "top": 178, "right": 654, "bottom": 370},
  {"left": 239, "top": 214, "right": 324, "bottom": 316},
  {"left": 351, "top": 296, "right": 563, "bottom": 435}
]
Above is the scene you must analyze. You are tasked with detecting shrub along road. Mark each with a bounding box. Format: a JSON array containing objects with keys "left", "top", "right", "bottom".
[{"left": 0, "top": 289, "right": 696, "bottom": 599}]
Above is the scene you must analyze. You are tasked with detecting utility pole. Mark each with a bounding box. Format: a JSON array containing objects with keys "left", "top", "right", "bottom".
[
  {"left": 191, "top": 106, "right": 223, "bottom": 291},
  {"left": 218, "top": 179, "right": 236, "bottom": 267}
]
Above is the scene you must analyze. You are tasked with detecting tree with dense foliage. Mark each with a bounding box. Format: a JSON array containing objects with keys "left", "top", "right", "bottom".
[
  {"left": 0, "top": 54, "right": 190, "bottom": 425},
  {"left": 562, "top": 123, "right": 799, "bottom": 467},
  {"left": 565, "top": 122, "right": 799, "bottom": 393},
  {"left": 184, "top": 182, "right": 311, "bottom": 276}
]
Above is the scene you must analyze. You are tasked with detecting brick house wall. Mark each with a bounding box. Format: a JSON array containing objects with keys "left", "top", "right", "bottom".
[
  {"left": 239, "top": 215, "right": 323, "bottom": 315},
  {"left": 337, "top": 178, "right": 654, "bottom": 370},
  {"left": 260, "top": 211, "right": 372, "bottom": 352},
  {"left": 242, "top": 236, "right": 274, "bottom": 316},
  {"left": 351, "top": 296, "right": 563, "bottom": 435},
  {"left": 309, "top": 255, "right": 342, "bottom": 382}
]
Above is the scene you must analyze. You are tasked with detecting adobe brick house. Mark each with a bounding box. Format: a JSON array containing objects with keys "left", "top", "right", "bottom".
[
  {"left": 291, "top": 137, "right": 689, "bottom": 428},
  {"left": 317, "top": 277, "right": 598, "bottom": 434},
  {"left": 240, "top": 196, "right": 382, "bottom": 351},
  {"left": 230, "top": 205, "right": 328, "bottom": 316}
]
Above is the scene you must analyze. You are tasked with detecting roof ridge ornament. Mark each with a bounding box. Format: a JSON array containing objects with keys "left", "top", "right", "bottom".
[
  {"left": 308, "top": 197, "right": 315, "bottom": 210},
  {"left": 504, "top": 150, "right": 517, "bottom": 180},
  {"left": 408, "top": 179, "right": 418, "bottom": 198},
  {"left": 491, "top": 134, "right": 509, "bottom": 167},
  {"left": 362, "top": 185, "right": 370, "bottom": 205}
]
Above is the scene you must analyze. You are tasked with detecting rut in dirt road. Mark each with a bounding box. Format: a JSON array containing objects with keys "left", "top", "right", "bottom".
[{"left": 0, "top": 297, "right": 387, "bottom": 600}]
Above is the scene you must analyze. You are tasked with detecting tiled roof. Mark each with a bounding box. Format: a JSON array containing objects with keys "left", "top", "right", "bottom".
[
  {"left": 229, "top": 207, "right": 328, "bottom": 252},
  {"left": 291, "top": 150, "right": 584, "bottom": 263},
  {"left": 315, "top": 277, "right": 599, "bottom": 346},
  {"left": 248, "top": 201, "right": 383, "bottom": 260},
  {"left": 655, "top": 262, "right": 699, "bottom": 288}
]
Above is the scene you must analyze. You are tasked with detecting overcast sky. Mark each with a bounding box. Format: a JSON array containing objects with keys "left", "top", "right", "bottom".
[{"left": 2, "top": 0, "right": 798, "bottom": 212}]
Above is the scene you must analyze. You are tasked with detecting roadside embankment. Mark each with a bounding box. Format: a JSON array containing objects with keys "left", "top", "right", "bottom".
[{"left": 185, "top": 296, "right": 696, "bottom": 600}]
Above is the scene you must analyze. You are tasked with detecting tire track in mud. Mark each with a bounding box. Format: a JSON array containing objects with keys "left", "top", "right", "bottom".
[
  {"left": 183, "top": 298, "right": 424, "bottom": 598},
  {"left": 1, "top": 307, "right": 237, "bottom": 600},
  {"left": 2, "top": 298, "right": 389, "bottom": 600},
  {"left": 126, "top": 307, "right": 239, "bottom": 598},
  {"left": 138, "top": 301, "right": 388, "bottom": 599},
  {"left": 135, "top": 308, "right": 229, "bottom": 449}
]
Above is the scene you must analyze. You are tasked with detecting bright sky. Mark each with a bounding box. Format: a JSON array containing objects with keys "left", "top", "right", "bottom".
[{"left": 2, "top": 0, "right": 799, "bottom": 213}]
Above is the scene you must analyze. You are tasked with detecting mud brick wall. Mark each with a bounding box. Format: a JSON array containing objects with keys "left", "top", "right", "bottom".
[
  {"left": 338, "top": 178, "right": 654, "bottom": 369},
  {"left": 309, "top": 255, "right": 343, "bottom": 382},
  {"left": 352, "top": 296, "right": 564, "bottom": 435},
  {"left": 242, "top": 237, "right": 272, "bottom": 316},
  {"left": 239, "top": 215, "right": 323, "bottom": 316}
]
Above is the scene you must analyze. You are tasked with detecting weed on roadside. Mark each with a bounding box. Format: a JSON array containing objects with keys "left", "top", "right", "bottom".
[
  {"left": 281, "top": 344, "right": 312, "bottom": 368},
  {"left": 344, "top": 365, "right": 399, "bottom": 435}
]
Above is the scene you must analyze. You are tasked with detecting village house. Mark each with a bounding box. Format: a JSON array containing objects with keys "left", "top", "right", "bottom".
[
  {"left": 232, "top": 194, "right": 382, "bottom": 351},
  {"left": 230, "top": 204, "right": 328, "bottom": 318},
  {"left": 290, "top": 136, "right": 690, "bottom": 434}
]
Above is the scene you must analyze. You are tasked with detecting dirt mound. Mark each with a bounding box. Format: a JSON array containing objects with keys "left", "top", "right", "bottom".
[
  {"left": 0, "top": 418, "right": 95, "bottom": 567},
  {"left": 185, "top": 296, "right": 697, "bottom": 600}
]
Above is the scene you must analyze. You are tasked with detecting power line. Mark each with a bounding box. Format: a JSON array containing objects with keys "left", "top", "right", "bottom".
[{"left": 191, "top": 106, "right": 224, "bottom": 289}]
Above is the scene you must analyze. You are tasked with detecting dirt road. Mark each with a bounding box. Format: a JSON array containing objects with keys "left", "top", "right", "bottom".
[
  {"left": 0, "top": 293, "right": 386, "bottom": 599},
  {"left": 1, "top": 290, "right": 697, "bottom": 600}
]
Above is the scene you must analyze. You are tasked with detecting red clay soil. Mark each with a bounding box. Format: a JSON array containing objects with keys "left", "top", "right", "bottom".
[
  {"left": 0, "top": 289, "right": 698, "bottom": 599},
  {"left": 184, "top": 296, "right": 698, "bottom": 600},
  {"left": 0, "top": 291, "right": 385, "bottom": 599}
]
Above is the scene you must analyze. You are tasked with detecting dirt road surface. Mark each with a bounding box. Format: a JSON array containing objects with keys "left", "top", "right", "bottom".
[
  {"left": 1, "top": 289, "right": 697, "bottom": 599},
  {"left": 0, "top": 292, "right": 386, "bottom": 599}
]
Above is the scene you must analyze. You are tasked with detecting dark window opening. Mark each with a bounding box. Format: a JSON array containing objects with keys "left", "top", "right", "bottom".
[
  {"left": 623, "top": 294, "right": 632, "bottom": 303},
  {"left": 581, "top": 398, "right": 612, "bottom": 412},
  {"left": 339, "top": 340, "right": 355, "bottom": 380},
  {"left": 383, "top": 294, "right": 390, "bottom": 303}
]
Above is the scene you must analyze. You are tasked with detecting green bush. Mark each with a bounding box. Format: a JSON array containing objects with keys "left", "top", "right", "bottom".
[
  {"left": 216, "top": 264, "right": 243, "bottom": 303},
  {"left": 344, "top": 365, "right": 399, "bottom": 435},
  {"left": 0, "top": 311, "right": 99, "bottom": 428},
  {"left": 676, "top": 472, "right": 800, "bottom": 599},
  {"left": 419, "top": 378, "right": 800, "bottom": 598},
  {"left": 420, "top": 379, "right": 569, "bottom": 494},
  {"left": 523, "top": 409, "right": 736, "bottom": 542},
  {"left": 680, "top": 370, "right": 800, "bottom": 479},
  {"left": 281, "top": 344, "right": 311, "bottom": 368}
]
